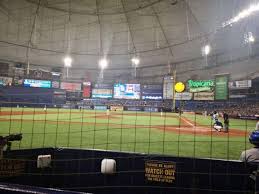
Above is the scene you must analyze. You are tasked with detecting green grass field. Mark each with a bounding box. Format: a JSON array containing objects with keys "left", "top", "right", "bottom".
[{"left": 0, "top": 107, "right": 257, "bottom": 160}]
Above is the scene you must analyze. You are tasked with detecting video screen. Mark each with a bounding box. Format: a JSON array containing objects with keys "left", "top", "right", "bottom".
[
  {"left": 114, "top": 84, "right": 140, "bottom": 99},
  {"left": 60, "top": 82, "right": 81, "bottom": 92},
  {"left": 142, "top": 84, "right": 163, "bottom": 100},
  {"left": 92, "top": 89, "right": 112, "bottom": 98},
  {"left": 23, "top": 79, "right": 51, "bottom": 88}
]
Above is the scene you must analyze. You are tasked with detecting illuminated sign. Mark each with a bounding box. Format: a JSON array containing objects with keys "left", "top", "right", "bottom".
[
  {"left": 24, "top": 79, "right": 51, "bottom": 88},
  {"left": 175, "top": 82, "right": 185, "bottom": 93},
  {"left": 188, "top": 80, "right": 214, "bottom": 92}
]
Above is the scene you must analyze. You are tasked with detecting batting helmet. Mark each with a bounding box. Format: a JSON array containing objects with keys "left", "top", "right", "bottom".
[{"left": 249, "top": 130, "right": 259, "bottom": 146}]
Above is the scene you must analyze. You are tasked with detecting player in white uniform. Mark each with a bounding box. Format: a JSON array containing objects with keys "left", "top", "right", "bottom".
[{"left": 212, "top": 111, "right": 223, "bottom": 132}]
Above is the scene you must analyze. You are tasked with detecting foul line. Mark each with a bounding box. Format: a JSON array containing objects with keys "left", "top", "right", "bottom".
[{"left": 179, "top": 116, "right": 194, "bottom": 127}]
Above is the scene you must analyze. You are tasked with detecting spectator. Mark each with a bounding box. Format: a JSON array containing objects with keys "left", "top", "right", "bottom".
[
  {"left": 256, "top": 116, "right": 259, "bottom": 131},
  {"left": 240, "top": 130, "right": 259, "bottom": 162}
]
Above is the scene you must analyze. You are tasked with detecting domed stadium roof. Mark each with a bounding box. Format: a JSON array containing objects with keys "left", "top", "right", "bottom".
[{"left": 0, "top": 0, "right": 251, "bottom": 71}]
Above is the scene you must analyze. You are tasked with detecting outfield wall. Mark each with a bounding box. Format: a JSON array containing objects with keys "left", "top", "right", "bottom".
[{"left": 0, "top": 87, "right": 66, "bottom": 105}]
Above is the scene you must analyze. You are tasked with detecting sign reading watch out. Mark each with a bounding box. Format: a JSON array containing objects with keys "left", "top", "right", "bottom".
[{"left": 188, "top": 80, "right": 214, "bottom": 92}]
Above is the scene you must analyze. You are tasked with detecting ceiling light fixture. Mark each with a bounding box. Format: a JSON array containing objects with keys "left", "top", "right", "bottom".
[
  {"left": 222, "top": 3, "right": 259, "bottom": 27},
  {"left": 202, "top": 45, "right": 211, "bottom": 56},
  {"left": 99, "top": 58, "right": 108, "bottom": 69},
  {"left": 131, "top": 57, "right": 140, "bottom": 66},
  {"left": 64, "top": 56, "right": 72, "bottom": 68}
]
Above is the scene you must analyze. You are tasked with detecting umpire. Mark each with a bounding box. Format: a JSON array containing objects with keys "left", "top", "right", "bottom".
[{"left": 223, "top": 112, "right": 229, "bottom": 133}]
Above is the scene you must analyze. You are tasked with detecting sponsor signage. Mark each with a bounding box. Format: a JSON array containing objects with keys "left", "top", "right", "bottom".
[
  {"left": 194, "top": 92, "right": 214, "bottom": 101},
  {"left": 188, "top": 80, "right": 214, "bottom": 92},
  {"left": 52, "top": 81, "right": 60, "bottom": 88},
  {"left": 110, "top": 106, "right": 124, "bottom": 111},
  {"left": 229, "top": 94, "right": 246, "bottom": 98},
  {"left": 127, "top": 107, "right": 142, "bottom": 111},
  {"left": 215, "top": 75, "right": 229, "bottom": 100},
  {"left": 61, "top": 82, "right": 81, "bottom": 92},
  {"left": 93, "top": 83, "right": 113, "bottom": 89},
  {"left": 92, "top": 88, "right": 112, "bottom": 98},
  {"left": 83, "top": 87, "right": 91, "bottom": 98},
  {"left": 145, "top": 160, "right": 176, "bottom": 184},
  {"left": 0, "top": 76, "right": 12, "bottom": 86},
  {"left": 175, "top": 92, "right": 193, "bottom": 100},
  {"left": 94, "top": 105, "right": 107, "bottom": 110},
  {"left": 144, "top": 107, "right": 159, "bottom": 112},
  {"left": 229, "top": 80, "right": 252, "bottom": 89},
  {"left": 163, "top": 76, "right": 174, "bottom": 99},
  {"left": 24, "top": 79, "right": 51, "bottom": 88},
  {"left": 175, "top": 82, "right": 185, "bottom": 93}
]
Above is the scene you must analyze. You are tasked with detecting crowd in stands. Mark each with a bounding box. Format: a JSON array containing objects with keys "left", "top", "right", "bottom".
[
  {"left": 80, "top": 99, "right": 172, "bottom": 109},
  {"left": 189, "top": 100, "right": 259, "bottom": 118},
  {"left": 78, "top": 98, "right": 259, "bottom": 118}
]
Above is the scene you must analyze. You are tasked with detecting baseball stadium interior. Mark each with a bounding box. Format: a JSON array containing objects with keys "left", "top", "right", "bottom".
[{"left": 0, "top": 0, "right": 259, "bottom": 193}]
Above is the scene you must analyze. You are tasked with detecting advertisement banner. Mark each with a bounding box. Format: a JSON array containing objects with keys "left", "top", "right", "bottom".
[
  {"left": 215, "top": 75, "right": 229, "bottom": 100},
  {"left": 82, "top": 82, "right": 91, "bottom": 98},
  {"left": 93, "top": 83, "right": 113, "bottom": 89},
  {"left": 175, "top": 92, "right": 193, "bottom": 100},
  {"left": 188, "top": 80, "right": 214, "bottom": 92},
  {"left": 127, "top": 107, "right": 142, "bottom": 111},
  {"left": 61, "top": 82, "right": 82, "bottom": 92},
  {"left": 92, "top": 88, "right": 112, "bottom": 98},
  {"left": 144, "top": 107, "right": 159, "bottom": 112},
  {"left": 94, "top": 105, "right": 107, "bottom": 110},
  {"left": 0, "top": 76, "right": 12, "bottom": 86},
  {"left": 229, "top": 80, "right": 252, "bottom": 89},
  {"left": 163, "top": 76, "right": 174, "bottom": 99},
  {"left": 194, "top": 92, "right": 214, "bottom": 101},
  {"left": 52, "top": 81, "right": 60, "bottom": 88},
  {"left": 83, "top": 86, "right": 91, "bottom": 98},
  {"left": 229, "top": 94, "right": 246, "bottom": 98},
  {"left": 24, "top": 79, "right": 51, "bottom": 88},
  {"left": 110, "top": 106, "right": 124, "bottom": 111}
]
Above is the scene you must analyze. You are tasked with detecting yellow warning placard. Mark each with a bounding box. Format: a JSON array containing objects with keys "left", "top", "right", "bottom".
[{"left": 145, "top": 160, "right": 176, "bottom": 183}]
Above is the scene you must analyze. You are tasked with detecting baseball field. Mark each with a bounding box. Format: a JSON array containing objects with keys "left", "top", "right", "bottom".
[{"left": 0, "top": 107, "right": 256, "bottom": 160}]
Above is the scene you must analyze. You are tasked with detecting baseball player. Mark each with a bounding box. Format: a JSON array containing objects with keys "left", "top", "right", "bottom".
[{"left": 212, "top": 111, "right": 223, "bottom": 132}]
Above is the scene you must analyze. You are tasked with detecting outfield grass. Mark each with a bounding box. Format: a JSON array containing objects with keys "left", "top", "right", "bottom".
[{"left": 0, "top": 107, "right": 256, "bottom": 160}]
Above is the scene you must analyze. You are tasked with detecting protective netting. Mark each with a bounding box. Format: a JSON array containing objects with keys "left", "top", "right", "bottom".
[{"left": 0, "top": 98, "right": 256, "bottom": 160}]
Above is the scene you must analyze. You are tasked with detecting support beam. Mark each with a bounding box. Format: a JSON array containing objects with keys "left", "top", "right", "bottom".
[{"left": 26, "top": 0, "right": 41, "bottom": 75}]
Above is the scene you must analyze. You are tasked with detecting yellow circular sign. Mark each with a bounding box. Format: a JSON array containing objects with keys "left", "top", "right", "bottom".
[{"left": 175, "top": 82, "right": 185, "bottom": 93}]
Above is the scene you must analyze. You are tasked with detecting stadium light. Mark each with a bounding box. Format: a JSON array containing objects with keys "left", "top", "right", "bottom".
[
  {"left": 244, "top": 32, "right": 255, "bottom": 43},
  {"left": 98, "top": 58, "right": 108, "bottom": 69},
  {"left": 202, "top": 45, "right": 211, "bottom": 56},
  {"left": 131, "top": 57, "right": 140, "bottom": 66},
  {"left": 64, "top": 56, "right": 72, "bottom": 68},
  {"left": 222, "top": 3, "right": 259, "bottom": 27},
  {"left": 248, "top": 32, "right": 255, "bottom": 43}
]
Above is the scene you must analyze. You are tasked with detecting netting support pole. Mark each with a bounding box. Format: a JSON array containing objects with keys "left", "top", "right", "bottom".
[{"left": 172, "top": 70, "right": 176, "bottom": 111}]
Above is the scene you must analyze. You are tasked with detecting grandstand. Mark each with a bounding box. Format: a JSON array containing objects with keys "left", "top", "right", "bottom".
[{"left": 0, "top": 0, "right": 259, "bottom": 193}]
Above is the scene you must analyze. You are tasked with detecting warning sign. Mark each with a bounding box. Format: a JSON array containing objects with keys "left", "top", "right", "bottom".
[
  {"left": 145, "top": 160, "right": 176, "bottom": 183},
  {"left": 0, "top": 159, "right": 25, "bottom": 177}
]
